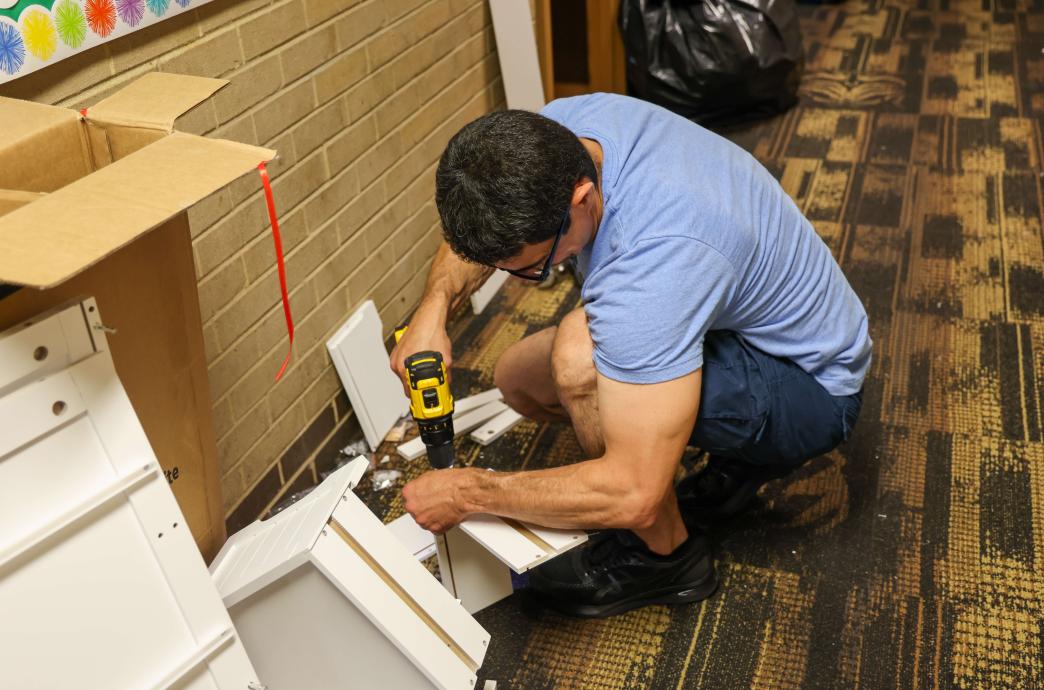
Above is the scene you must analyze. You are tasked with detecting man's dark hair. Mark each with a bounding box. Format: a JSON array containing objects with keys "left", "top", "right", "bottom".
[{"left": 435, "top": 109, "right": 598, "bottom": 266}]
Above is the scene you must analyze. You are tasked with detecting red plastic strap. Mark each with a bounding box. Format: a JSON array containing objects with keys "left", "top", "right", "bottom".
[
  {"left": 79, "top": 107, "right": 88, "bottom": 119},
  {"left": 258, "top": 161, "right": 294, "bottom": 381}
]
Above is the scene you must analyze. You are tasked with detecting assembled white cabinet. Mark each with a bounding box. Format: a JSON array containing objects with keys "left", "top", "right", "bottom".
[
  {"left": 0, "top": 300, "right": 261, "bottom": 690},
  {"left": 211, "top": 459, "right": 491, "bottom": 690}
]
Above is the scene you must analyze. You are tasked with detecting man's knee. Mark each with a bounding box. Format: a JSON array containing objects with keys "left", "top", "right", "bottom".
[
  {"left": 550, "top": 309, "right": 596, "bottom": 400},
  {"left": 493, "top": 327, "right": 559, "bottom": 418}
]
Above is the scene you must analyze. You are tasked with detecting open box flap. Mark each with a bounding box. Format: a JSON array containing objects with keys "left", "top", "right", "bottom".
[
  {"left": 0, "top": 132, "right": 276, "bottom": 288},
  {"left": 88, "top": 73, "right": 229, "bottom": 132},
  {"left": 0, "top": 190, "right": 45, "bottom": 218},
  {"left": 0, "top": 99, "right": 90, "bottom": 192}
]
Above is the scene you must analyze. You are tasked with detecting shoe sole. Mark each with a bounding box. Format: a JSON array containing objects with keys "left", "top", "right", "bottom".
[{"left": 532, "top": 567, "right": 719, "bottom": 619}]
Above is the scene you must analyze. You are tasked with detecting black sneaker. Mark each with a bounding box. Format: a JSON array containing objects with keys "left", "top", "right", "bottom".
[
  {"left": 527, "top": 528, "right": 717, "bottom": 618},
  {"left": 676, "top": 455, "right": 787, "bottom": 523}
]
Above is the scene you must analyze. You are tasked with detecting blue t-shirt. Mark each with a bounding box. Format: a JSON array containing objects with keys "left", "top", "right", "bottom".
[{"left": 541, "top": 94, "right": 871, "bottom": 396}]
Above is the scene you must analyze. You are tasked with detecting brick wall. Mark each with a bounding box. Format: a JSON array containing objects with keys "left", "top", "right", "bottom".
[{"left": 0, "top": 0, "right": 506, "bottom": 534}]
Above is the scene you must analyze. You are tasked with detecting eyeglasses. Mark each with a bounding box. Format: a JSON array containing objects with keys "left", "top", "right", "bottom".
[{"left": 502, "top": 206, "right": 571, "bottom": 282}]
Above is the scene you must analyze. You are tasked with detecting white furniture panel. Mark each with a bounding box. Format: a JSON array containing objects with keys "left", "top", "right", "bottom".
[
  {"left": 211, "top": 459, "right": 490, "bottom": 690},
  {"left": 327, "top": 300, "right": 410, "bottom": 450},
  {"left": 0, "top": 299, "right": 260, "bottom": 690}
]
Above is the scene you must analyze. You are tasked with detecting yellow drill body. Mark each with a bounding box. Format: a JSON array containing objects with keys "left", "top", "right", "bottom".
[{"left": 394, "top": 326, "right": 456, "bottom": 468}]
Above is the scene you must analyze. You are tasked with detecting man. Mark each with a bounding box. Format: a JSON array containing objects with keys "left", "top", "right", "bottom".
[{"left": 391, "top": 94, "right": 871, "bottom": 619}]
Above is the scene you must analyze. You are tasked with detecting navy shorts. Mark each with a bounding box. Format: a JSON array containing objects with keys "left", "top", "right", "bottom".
[{"left": 690, "top": 331, "right": 863, "bottom": 468}]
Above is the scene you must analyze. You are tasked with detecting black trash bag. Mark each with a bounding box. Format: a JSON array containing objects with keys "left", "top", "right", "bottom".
[{"left": 619, "top": 0, "right": 804, "bottom": 126}]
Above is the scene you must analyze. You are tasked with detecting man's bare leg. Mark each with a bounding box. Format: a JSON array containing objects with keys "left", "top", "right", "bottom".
[{"left": 494, "top": 327, "right": 568, "bottom": 423}]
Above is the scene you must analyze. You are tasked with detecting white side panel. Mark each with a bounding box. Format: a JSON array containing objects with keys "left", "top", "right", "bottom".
[
  {"left": 440, "top": 526, "right": 514, "bottom": 614},
  {"left": 397, "top": 400, "right": 509, "bottom": 461},
  {"left": 387, "top": 513, "right": 438, "bottom": 561},
  {"left": 458, "top": 514, "right": 587, "bottom": 573},
  {"left": 0, "top": 369, "right": 88, "bottom": 460},
  {"left": 0, "top": 302, "right": 94, "bottom": 396},
  {"left": 311, "top": 531, "right": 483, "bottom": 690},
  {"left": 470, "top": 270, "right": 510, "bottom": 315},
  {"left": 330, "top": 497, "right": 490, "bottom": 665},
  {"left": 470, "top": 408, "right": 524, "bottom": 446},
  {"left": 230, "top": 564, "right": 435, "bottom": 690},
  {"left": 327, "top": 300, "right": 409, "bottom": 450},
  {"left": 0, "top": 307, "right": 259, "bottom": 690},
  {"left": 489, "top": 0, "right": 546, "bottom": 111}
]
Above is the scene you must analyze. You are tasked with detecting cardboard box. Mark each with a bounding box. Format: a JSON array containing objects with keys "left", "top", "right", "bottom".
[{"left": 0, "top": 73, "right": 276, "bottom": 561}]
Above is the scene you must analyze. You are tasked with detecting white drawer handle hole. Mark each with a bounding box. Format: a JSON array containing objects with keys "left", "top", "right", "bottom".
[
  {"left": 52, "top": 401, "right": 66, "bottom": 416},
  {"left": 33, "top": 346, "right": 48, "bottom": 362}
]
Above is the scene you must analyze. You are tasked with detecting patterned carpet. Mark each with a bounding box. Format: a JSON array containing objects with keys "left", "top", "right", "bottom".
[{"left": 357, "top": 0, "right": 1044, "bottom": 686}]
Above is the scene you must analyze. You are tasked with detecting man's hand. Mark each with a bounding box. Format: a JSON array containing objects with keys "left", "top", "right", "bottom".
[
  {"left": 402, "top": 468, "right": 474, "bottom": 533},
  {"left": 388, "top": 308, "right": 454, "bottom": 397}
]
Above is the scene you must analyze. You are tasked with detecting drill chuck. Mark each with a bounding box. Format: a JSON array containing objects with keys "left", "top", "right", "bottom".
[{"left": 416, "top": 415, "right": 455, "bottom": 469}]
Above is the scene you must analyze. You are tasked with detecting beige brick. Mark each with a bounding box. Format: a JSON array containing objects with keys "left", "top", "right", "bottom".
[
  {"left": 286, "top": 225, "right": 341, "bottom": 286},
  {"left": 110, "top": 11, "right": 202, "bottom": 72},
  {"left": 159, "top": 27, "right": 243, "bottom": 78},
  {"left": 292, "top": 98, "right": 348, "bottom": 159},
  {"left": 243, "top": 206, "right": 309, "bottom": 282},
  {"left": 195, "top": 197, "right": 268, "bottom": 278},
  {"left": 239, "top": 0, "right": 308, "bottom": 61},
  {"left": 212, "top": 397, "right": 236, "bottom": 448},
  {"left": 213, "top": 112, "right": 261, "bottom": 148},
  {"left": 221, "top": 465, "right": 248, "bottom": 514},
  {"left": 213, "top": 54, "right": 284, "bottom": 122},
  {"left": 393, "top": 163, "right": 436, "bottom": 216},
  {"left": 334, "top": 2, "right": 387, "bottom": 51},
  {"left": 267, "top": 344, "right": 331, "bottom": 419},
  {"left": 410, "top": 29, "right": 487, "bottom": 106},
  {"left": 365, "top": 24, "right": 409, "bottom": 73},
  {"left": 371, "top": 251, "right": 415, "bottom": 313},
  {"left": 313, "top": 46, "right": 368, "bottom": 104},
  {"left": 302, "top": 167, "right": 358, "bottom": 231},
  {"left": 354, "top": 132, "right": 402, "bottom": 186},
  {"left": 303, "top": 0, "right": 364, "bottom": 26},
  {"left": 381, "top": 265, "right": 427, "bottom": 328},
  {"left": 236, "top": 404, "right": 305, "bottom": 489},
  {"left": 280, "top": 23, "right": 338, "bottom": 84},
  {"left": 384, "top": 0, "right": 428, "bottom": 24},
  {"left": 292, "top": 286, "right": 350, "bottom": 355},
  {"left": 173, "top": 99, "right": 220, "bottom": 135},
  {"left": 0, "top": 47, "right": 115, "bottom": 105},
  {"left": 198, "top": 257, "right": 248, "bottom": 322},
  {"left": 214, "top": 277, "right": 315, "bottom": 354},
  {"left": 226, "top": 345, "right": 291, "bottom": 419},
  {"left": 217, "top": 398, "right": 272, "bottom": 474},
  {"left": 362, "top": 197, "right": 411, "bottom": 252},
  {"left": 270, "top": 149, "right": 328, "bottom": 213},
  {"left": 196, "top": 0, "right": 273, "bottom": 34},
  {"left": 382, "top": 141, "right": 430, "bottom": 192},
  {"left": 203, "top": 323, "right": 222, "bottom": 363},
  {"left": 300, "top": 368, "right": 342, "bottom": 420},
  {"left": 312, "top": 229, "right": 365, "bottom": 300},
  {"left": 209, "top": 332, "right": 262, "bottom": 400},
  {"left": 383, "top": 160, "right": 432, "bottom": 217},
  {"left": 253, "top": 78, "right": 317, "bottom": 143},
  {"left": 188, "top": 189, "right": 234, "bottom": 240},
  {"left": 343, "top": 63, "right": 396, "bottom": 119},
  {"left": 211, "top": 276, "right": 282, "bottom": 350},
  {"left": 374, "top": 85, "right": 418, "bottom": 138},
  {"left": 334, "top": 177, "right": 386, "bottom": 242},
  {"left": 327, "top": 114, "right": 377, "bottom": 175}
]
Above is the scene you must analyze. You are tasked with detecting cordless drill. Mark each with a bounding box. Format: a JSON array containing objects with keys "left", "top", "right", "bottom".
[{"left": 394, "top": 326, "right": 456, "bottom": 469}]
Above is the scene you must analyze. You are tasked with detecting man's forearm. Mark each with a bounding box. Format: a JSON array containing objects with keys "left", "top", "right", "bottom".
[
  {"left": 458, "top": 457, "right": 650, "bottom": 531},
  {"left": 418, "top": 242, "right": 493, "bottom": 322}
]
